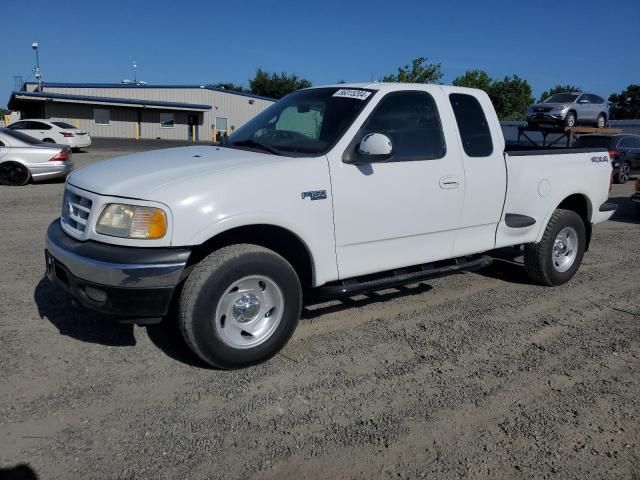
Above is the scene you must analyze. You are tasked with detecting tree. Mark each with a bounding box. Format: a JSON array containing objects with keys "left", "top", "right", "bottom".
[
  {"left": 248, "top": 68, "right": 312, "bottom": 99},
  {"left": 382, "top": 57, "right": 443, "bottom": 84},
  {"left": 608, "top": 84, "right": 640, "bottom": 120},
  {"left": 452, "top": 70, "right": 534, "bottom": 120},
  {"left": 488, "top": 75, "right": 534, "bottom": 121},
  {"left": 452, "top": 70, "right": 492, "bottom": 93},
  {"left": 210, "top": 82, "right": 249, "bottom": 94},
  {"left": 538, "top": 85, "right": 581, "bottom": 102}
]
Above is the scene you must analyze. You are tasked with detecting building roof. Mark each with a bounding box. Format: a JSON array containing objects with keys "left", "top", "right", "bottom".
[
  {"left": 22, "top": 81, "right": 276, "bottom": 102},
  {"left": 8, "top": 90, "right": 213, "bottom": 111}
]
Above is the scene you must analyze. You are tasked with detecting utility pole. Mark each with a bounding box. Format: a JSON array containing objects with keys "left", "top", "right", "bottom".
[
  {"left": 133, "top": 61, "right": 137, "bottom": 84},
  {"left": 32, "top": 42, "right": 42, "bottom": 91}
]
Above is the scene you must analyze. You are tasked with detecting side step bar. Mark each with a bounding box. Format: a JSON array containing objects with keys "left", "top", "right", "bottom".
[{"left": 315, "top": 255, "right": 493, "bottom": 298}]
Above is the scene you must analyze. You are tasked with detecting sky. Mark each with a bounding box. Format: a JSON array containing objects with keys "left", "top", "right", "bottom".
[{"left": 2, "top": 0, "right": 638, "bottom": 105}]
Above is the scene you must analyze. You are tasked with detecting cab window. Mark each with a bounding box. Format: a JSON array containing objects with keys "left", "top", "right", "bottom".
[
  {"left": 449, "top": 93, "right": 494, "bottom": 157},
  {"left": 359, "top": 91, "right": 446, "bottom": 161}
]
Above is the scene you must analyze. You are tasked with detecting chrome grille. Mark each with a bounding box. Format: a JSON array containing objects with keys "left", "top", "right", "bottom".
[{"left": 61, "top": 188, "right": 93, "bottom": 235}]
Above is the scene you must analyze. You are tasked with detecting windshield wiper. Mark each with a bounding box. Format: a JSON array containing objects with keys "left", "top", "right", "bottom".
[{"left": 231, "top": 139, "right": 283, "bottom": 156}]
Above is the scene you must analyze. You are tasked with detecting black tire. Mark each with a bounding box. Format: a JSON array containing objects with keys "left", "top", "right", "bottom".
[
  {"left": 524, "top": 209, "right": 586, "bottom": 286},
  {"left": 614, "top": 162, "right": 630, "bottom": 184},
  {"left": 596, "top": 113, "right": 606, "bottom": 128},
  {"left": 178, "top": 244, "right": 302, "bottom": 369},
  {"left": 0, "top": 162, "right": 31, "bottom": 186},
  {"left": 564, "top": 111, "right": 576, "bottom": 128},
  {"left": 43, "top": 138, "right": 55, "bottom": 143}
]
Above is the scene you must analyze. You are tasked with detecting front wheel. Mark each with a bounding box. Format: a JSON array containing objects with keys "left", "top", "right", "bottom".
[
  {"left": 524, "top": 209, "right": 586, "bottom": 286},
  {"left": 564, "top": 112, "right": 576, "bottom": 128},
  {"left": 178, "top": 244, "right": 302, "bottom": 369}
]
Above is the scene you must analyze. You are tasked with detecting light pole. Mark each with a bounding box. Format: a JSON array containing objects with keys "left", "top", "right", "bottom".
[{"left": 32, "top": 42, "right": 42, "bottom": 91}]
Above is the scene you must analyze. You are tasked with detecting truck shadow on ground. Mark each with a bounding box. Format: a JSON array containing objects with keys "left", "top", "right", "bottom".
[
  {"left": 607, "top": 196, "right": 639, "bottom": 225},
  {"left": 0, "top": 463, "right": 39, "bottom": 480},
  {"left": 34, "top": 277, "right": 136, "bottom": 347}
]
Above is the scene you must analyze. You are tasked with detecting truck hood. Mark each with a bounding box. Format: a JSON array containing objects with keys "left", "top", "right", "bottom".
[{"left": 68, "top": 145, "right": 282, "bottom": 198}]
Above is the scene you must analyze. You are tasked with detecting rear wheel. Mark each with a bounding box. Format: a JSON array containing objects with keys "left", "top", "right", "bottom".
[
  {"left": 0, "top": 162, "right": 31, "bottom": 186},
  {"left": 524, "top": 209, "right": 586, "bottom": 286},
  {"left": 564, "top": 112, "right": 576, "bottom": 128},
  {"left": 614, "top": 162, "right": 630, "bottom": 184},
  {"left": 596, "top": 114, "right": 606, "bottom": 128},
  {"left": 178, "top": 244, "right": 302, "bottom": 369}
]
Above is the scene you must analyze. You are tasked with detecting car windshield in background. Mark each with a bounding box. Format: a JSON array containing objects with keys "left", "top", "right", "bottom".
[
  {"left": 544, "top": 93, "right": 580, "bottom": 103},
  {"left": 572, "top": 136, "right": 613, "bottom": 149},
  {"left": 52, "top": 121, "right": 77, "bottom": 129},
  {"left": 229, "top": 87, "right": 375, "bottom": 156},
  {"left": 1, "top": 128, "right": 45, "bottom": 145}
]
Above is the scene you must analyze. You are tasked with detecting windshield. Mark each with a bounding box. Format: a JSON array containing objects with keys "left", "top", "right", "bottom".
[
  {"left": 0, "top": 128, "right": 45, "bottom": 145},
  {"left": 229, "top": 87, "right": 375, "bottom": 156},
  {"left": 544, "top": 93, "right": 579, "bottom": 103},
  {"left": 572, "top": 136, "right": 613, "bottom": 148},
  {"left": 52, "top": 121, "right": 77, "bottom": 129}
]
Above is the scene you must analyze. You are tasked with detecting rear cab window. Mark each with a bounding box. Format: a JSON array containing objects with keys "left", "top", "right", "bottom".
[{"left": 449, "top": 93, "right": 493, "bottom": 157}]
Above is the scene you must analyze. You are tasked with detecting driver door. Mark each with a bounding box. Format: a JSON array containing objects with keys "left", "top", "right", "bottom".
[{"left": 327, "top": 89, "right": 465, "bottom": 279}]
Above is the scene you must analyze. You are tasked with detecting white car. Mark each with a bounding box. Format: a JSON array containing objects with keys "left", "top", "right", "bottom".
[
  {"left": 44, "top": 83, "right": 616, "bottom": 369},
  {"left": 7, "top": 119, "right": 91, "bottom": 150}
]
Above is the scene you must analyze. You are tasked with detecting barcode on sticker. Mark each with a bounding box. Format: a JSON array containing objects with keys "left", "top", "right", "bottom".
[{"left": 332, "top": 89, "right": 372, "bottom": 100}]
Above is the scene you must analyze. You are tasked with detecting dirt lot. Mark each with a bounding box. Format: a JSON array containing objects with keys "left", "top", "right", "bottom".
[{"left": 1, "top": 139, "right": 639, "bottom": 480}]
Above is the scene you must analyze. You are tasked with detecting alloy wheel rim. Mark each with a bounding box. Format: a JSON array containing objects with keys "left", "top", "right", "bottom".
[
  {"left": 621, "top": 164, "right": 630, "bottom": 183},
  {"left": 214, "top": 275, "right": 284, "bottom": 349},
  {"left": 552, "top": 226, "right": 578, "bottom": 273}
]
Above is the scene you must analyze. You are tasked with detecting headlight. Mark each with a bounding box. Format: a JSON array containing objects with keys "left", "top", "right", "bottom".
[
  {"left": 553, "top": 104, "right": 568, "bottom": 111},
  {"left": 96, "top": 204, "right": 167, "bottom": 239}
]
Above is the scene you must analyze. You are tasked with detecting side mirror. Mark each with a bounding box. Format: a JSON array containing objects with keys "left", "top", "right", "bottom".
[
  {"left": 356, "top": 133, "right": 393, "bottom": 162},
  {"left": 578, "top": 99, "right": 588, "bottom": 104}
]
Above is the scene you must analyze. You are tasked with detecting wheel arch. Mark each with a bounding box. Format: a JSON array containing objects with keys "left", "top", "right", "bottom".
[
  {"left": 539, "top": 193, "right": 593, "bottom": 250},
  {"left": 187, "top": 224, "right": 316, "bottom": 288}
]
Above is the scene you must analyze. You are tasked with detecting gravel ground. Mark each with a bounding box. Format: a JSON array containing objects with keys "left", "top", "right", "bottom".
[{"left": 1, "top": 139, "right": 639, "bottom": 480}]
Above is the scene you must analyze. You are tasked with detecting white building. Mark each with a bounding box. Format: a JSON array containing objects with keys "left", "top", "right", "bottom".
[{"left": 7, "top": 82, "right": 275, "bottom": 142}]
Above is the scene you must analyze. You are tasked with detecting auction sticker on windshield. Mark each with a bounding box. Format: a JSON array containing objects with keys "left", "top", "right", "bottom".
[{"left": 333, "top": 89, "right": 372, "bottom": 100}]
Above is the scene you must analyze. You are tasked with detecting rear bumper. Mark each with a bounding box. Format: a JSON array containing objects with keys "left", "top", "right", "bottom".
[
  {"left": 30, "top": 162, "right": 74, "bottom": 181},
  {"left": 45, "top": 219, "right": 191, "bottom": 317},
  {"left": 631, "top": 192, "right": 640, "bottom": 204},
  {"left": 69, "top": 136, "right": 91, "bottom": 148}
]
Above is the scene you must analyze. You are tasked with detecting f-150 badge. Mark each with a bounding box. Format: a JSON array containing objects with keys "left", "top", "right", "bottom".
[{"left": 301, "top": 190, "right": 327, "bottom": 201}]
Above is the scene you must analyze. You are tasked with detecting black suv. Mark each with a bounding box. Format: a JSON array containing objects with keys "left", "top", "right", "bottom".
[{"left": 572, "top": 134, "right": 640, "bottom": 184}]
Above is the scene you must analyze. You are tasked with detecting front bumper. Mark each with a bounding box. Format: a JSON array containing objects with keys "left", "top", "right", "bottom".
[
  {"left": 526, "top": 112, "right": 566, "bottom": 124},
  {"left": 45, "top": 219, "right": 191, "bottom": 317}
]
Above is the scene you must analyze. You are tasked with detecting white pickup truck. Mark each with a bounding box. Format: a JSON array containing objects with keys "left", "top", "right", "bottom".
[{"left": 45, "top": 83, "right": 616, "bottom": 368}]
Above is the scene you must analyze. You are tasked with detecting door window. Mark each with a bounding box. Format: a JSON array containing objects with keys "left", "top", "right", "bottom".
[
  {"left": 31, "top": 121, "right": 51, "bottom": 130},
  {"left": 359, "top": 91, "right": 445, "bottom": 161},
  {"left": 449, "top": 93, "right": 494, "bottom": 157}
]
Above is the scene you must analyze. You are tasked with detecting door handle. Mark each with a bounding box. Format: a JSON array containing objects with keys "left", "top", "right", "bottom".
[{"left": 439, "top": 176, "right": 460, "bottom": 189}]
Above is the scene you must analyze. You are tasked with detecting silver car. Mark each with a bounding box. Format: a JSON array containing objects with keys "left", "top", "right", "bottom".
[
  {"left": 0, "top": 128, "right": 74, "bottom": 186},
  {"left": 527, "top": 92, "right": 609, "bottom": 128}
]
